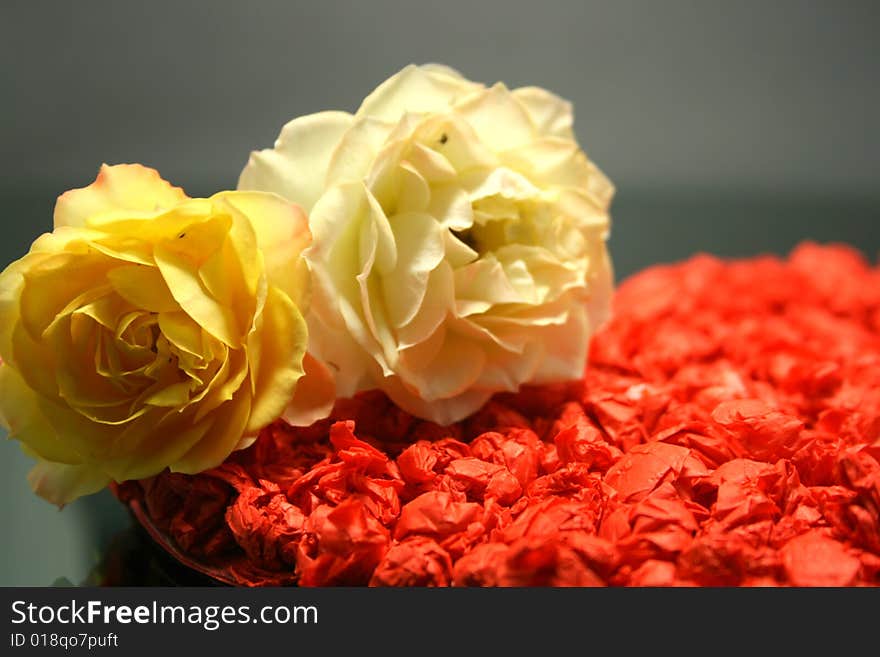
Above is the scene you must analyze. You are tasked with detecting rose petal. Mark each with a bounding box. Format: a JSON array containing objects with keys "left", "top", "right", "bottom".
[
  {"left": 511, "top": 86, "right": 575, "bottom": 139},
  {"left": 27, "top": 460, "right": 110, "bottom": 507},
  {"left": 238, "top": 111, "right": 354, "bottom": 213},
  {"left": 107, "top": 264, "right": 179, "bottom": 313},
  {"left": 454, "top": 83, "right": 536, "bottom": 152},
  {"left": 54, "top": 163, "right": 188, "bottom": 229},
  {"left": 0, "top": 366, "right": 81, "bottom": 463},
  {"left": 245, "top": 286, "right": 307, "bottom": 434},
  {"left": 356, "top": 64, "right": 481, "bottom": 122},
  {"left": 383, "top": 212, "right": 446, "bottom": 328},
  {"left": 154, "top": 238, "right": 242, "bottom": 348},
  {"left": 172, "top": 390, "right": 252, "bottom": 475}
]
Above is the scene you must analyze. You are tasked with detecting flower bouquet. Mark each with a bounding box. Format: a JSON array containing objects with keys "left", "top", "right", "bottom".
[{"left": 2, "top": 66, "right": 878, "bottom": 586}]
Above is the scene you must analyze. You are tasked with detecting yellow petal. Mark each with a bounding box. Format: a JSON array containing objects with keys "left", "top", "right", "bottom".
[
  {"left": 144, "top": 381, "right": 193, "bottom": 407},
  {"left": 18, "top": 251, "right": 112, "bottom": 340},
  {"left": 245, "top": 286, "right": 307, "bottom": 434},
  {"left": 0, "top": 365, "right": 81, "bottom": 463},
  {"left": 27, "top": 459, "right": 110, "bottom": 507},
  {"left": 0, "top": 259, "right": 25, "bottom": 362},
  {"left": 465, "top": 166, "right": 541, "bottom": 202},
  {"left": 192, "top": 348, "right": 249, "bottom": 422},
  {"left": 87, "top": 198, "right": 213, "bottom": 241},
  {"left": 107, "top": 263, "right": 179, "bottom": 313},
  {"left": 171, "top": 389, "right": 252, "bottom": 474},
  {"left": 474, "top": 344, "right": 542, "bottom": 390},
  {"left": 29, "top": 226, "right": 107, "bottom": 254},
  {"left": 54, "top": 163, "right": 188, "bottom": 229},
  {"left": 361, "top": 189, "right": 397, "bottom": 275},
  {"left": 154, "top": 240, "right": 241, "bottom": 347},
  {"left": 50, "top": 283, "right": 115, "bottom": 330},
  {"left": 88, "top": 235, "right": 155, "bottom": 265},
  {"left": 397, "top": 324, "right": 447, "bottom": 374},
  {"left": 355, "top": 205, "right": 398, "bottom": 370},
  {"left": 11, "top": 320, "right": 59, "bottom": 400},
  {"left": 51, "top": 315, "right": 135, "bottom": 414},
  {"left": 158, "top": 310, "right": 203, "bottom": 357},
  {"left": 101, "top": 410, "right": 213, "bottom": 481},
  {"left": 213, "top": 191, "right": 312, "bottom": 308}
]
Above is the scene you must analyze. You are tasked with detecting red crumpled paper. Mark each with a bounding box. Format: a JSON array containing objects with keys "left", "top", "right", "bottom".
[{"left": 117, "top": 243, "right": 880, "bottom": 586}]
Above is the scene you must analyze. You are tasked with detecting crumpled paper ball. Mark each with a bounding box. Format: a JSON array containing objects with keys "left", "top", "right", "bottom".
[{"left": 116, "top": 243, "right": 880, "bottom": 586}]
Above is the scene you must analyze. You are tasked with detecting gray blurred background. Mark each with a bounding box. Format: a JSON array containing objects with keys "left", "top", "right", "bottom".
[{"left": 1, "top": 0, "right": 877, "bottom": 585}]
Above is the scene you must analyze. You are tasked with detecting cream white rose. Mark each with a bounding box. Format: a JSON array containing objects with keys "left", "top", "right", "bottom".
[{"left": 239, "top": 64, "right": 614, "bottom": 424}]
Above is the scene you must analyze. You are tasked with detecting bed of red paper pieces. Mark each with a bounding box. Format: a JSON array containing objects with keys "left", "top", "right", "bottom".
[{"left": 116, "top": 244, "right": 880, "bottom": 586}]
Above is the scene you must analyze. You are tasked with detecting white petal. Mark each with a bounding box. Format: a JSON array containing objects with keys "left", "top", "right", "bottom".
[
  {"left": 382, "top": 212, "right": 446, "bottom": 328},
  {"left": 585, "top": 243, "right": 614, "bottom": 331},
  {"left": 395, "top": 163, "right": 431, "bottom": 214},
  {"left": 326, "top": 117, "right": 396, "bottom": 188},
  {"left": 451, "top": 314, "right": 528, "bottom": 354},
  {"left": 426, "top": 115, "right": 497, "bottom": 172},
  {"left": 494, "top": 244, "right": 584, "bottom": 303},
  {"left": 428, "top": 183, "right": 474, "bottom": 232},
  {"left": 501, "top": 138, "right": 594, "bottom": 190},
  {"left": 307, "top": 184, "right": 398, "bottom": 375},
  {"left": 512, "top": 86, "right": 575, "bottom": 139},
  {"left": 471, "top": 339, "right": 542, "bottom": 390},
  {"left": 396, "top": 262, "right": 454, "bottom": 349},
  {"left": 444, "top": 231, "right": 479, "bottom": 268},
  {"left": 529, "top": 304, "right": 591, "bottom": 382},
  {"left": 454, "top": 83, "right": 536, "bottom": 152},
  {"left": 238, "top": 111, "right": 354, "bottom": 212},
  {"left": 389, "top": 330, "right": 485, "bottom": 403},
  {"left": 454, "top": 255, "right": 523, "bottom": 311},
  {"left": 380, "top": 377, "right": 492, "bottom": 425},
  {"left": 465, "top": 166, "right": 542, "bottom": 202},
  {"left": 357, "top": 64, "right": 482, "bottom": 122},
  {"left": 305, "top": 314, "right": 370, "bottom": 399},
  {"left": 407, "top": 143, "right": 458, "bottom": 183},
  {"left": 397, "top": 324, "right": 447, "bottom": 374},
  {"left": 282, "top": 353, "right": 336, "bottom": 427},
  {"left": 357, "top": 218, "right": 397, "bottom": 371}
]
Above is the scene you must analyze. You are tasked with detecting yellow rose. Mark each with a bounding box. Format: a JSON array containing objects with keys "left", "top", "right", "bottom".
[
  {"left": 0, "top": 164, "right": 333, "bottom": 504},
  {"left": 239, "top": 64, "right": 614, "bottom": 424}
]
